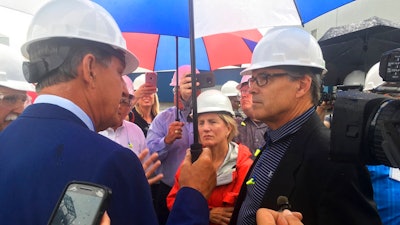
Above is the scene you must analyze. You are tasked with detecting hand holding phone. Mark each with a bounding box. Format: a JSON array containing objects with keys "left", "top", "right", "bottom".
[
  {"left": 47, "top": 181, "right": 112, "bottom": 225},
  {"left": 197, "top": 72, "right": 215, "bottom": 88},
  {"left": 185, "top": 72, "right": 216, "bottom": 89}
]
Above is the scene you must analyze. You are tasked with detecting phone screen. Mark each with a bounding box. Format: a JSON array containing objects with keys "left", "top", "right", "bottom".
[{"left": 49, "top": 183, "right": 108, "bottom": 225}]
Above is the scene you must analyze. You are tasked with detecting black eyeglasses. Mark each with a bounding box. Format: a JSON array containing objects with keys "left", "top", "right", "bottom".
[
  {"left": 0, "top": 93, "right": 28, "bottom": 107},
  {"left": 248, "top": 72, "right": 289, "bottom": 88}
]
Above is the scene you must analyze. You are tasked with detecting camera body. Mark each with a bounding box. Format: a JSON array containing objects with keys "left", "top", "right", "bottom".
[
  {"left": 330, "top": 48, "right": 400, "bottom": 168},
  {"left": 379, "top": 48, "right": 400, "bottom": 82}
]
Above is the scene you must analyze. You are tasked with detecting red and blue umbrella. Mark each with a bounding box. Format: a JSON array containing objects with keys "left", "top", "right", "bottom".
[
  {"left": 93, "top": 0, "right": 355, "bottom": 71},
  {"left": 93, "top": 0, "right": 355, "bottom": 38},
  {"left": 122, "top": 30, "right": 261, "bottom": 71}
]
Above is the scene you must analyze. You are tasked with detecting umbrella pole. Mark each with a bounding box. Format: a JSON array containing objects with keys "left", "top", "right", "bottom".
[
  {"left": 175, "top": 36, "right": 180, "bottom": 121},
  {"left": 189, "top": 0, "right": 202, "bottom": 162}
]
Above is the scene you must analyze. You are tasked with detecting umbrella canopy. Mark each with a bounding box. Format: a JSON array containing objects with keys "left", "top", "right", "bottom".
[
  {"left": 93, "top": 0, "right": 354, "bottom": 38},
  {"left": 123, "top": 29, "right": 261, "bottom": 71},
  {"left": 93, "top": 0, "right": 354, "bottom": 71},
  {"left": 319, "top": 16, "right": 400, "bottom": 86}
]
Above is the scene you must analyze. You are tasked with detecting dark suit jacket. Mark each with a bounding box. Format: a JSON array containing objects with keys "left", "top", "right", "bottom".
[
  {"left": 230, "top": 113, "right": 382, "bottom": 225},
  {"left": 0, "top": 103, "right": 208, "bottom": 225}
]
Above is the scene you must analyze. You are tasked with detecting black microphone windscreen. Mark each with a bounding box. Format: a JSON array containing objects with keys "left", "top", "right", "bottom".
[{"left": 277, "top": 196, "right": 291, "bottom": 211}]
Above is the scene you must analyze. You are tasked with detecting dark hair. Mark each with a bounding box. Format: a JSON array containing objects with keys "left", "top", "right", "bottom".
[
  {"left": 27, "top": 38, "right": 125, "bottom": 91},
  {"left": 273, "top": 65, "right": 323, "bottom": 105}
]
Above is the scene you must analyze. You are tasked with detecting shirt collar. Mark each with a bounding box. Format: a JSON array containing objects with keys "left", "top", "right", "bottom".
[
  {"left": 267, "top": 106, "right": 316, "bottom": 143},
  {"left": 34, "top": 94, "right": 95, "bottom": 131}
]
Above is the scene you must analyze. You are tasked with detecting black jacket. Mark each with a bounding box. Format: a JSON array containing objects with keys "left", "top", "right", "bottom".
[{"left": 230, "top": 113, "right": 382, "bottom": 225}]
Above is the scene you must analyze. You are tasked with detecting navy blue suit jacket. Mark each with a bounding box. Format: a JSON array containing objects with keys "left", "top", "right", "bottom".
[{"left": 0, "top": 103, "right": 208, "bottom": 225}]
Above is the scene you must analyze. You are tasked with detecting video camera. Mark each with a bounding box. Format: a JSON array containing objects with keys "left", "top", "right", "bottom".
[{"left": 330, "top": 48, "right": 400, "bottom": 168}]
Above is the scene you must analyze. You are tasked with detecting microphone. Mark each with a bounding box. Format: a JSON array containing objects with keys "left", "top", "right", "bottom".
[{"left": 277, "top": 196, "right": 291, "bottom": 212}]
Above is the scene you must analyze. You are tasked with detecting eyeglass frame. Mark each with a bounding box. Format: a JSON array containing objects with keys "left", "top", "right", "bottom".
[{"left": 248, "top": 72, "right": 291, "bottom": 88}]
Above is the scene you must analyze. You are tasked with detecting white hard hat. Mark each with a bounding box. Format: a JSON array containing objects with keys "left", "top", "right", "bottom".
[
  {"left": 343, "top": 70, "right": 365, "bottom": 86},
  {"left": 241, "top": 27, "right": 326, "bottom": 75},
  {"left": 0, "top": 44, "right": 35, "bottom": 91},
  {"left": 122, "top": 75, "right": 134, "bottom": 95},
  {"left": 170, "top": 65, "right": 199, "bottom": 86},
  {"left": 197, "top": 90, "right": 234, "bottom": 116},
  {"left": 236, "top": 75, "right": 251, "bottom": 90},
  {"left": 221, "top": 80, "right": 239, "bottom": 96},
  {"left": 21, "top": 0, "right": 138, "bottom": 75},
  {"left": 364, "top": 62, "right": 384, "bottom": 91},
  {"left": 133, "top": 74, "right": 145, "bottom": 90}
]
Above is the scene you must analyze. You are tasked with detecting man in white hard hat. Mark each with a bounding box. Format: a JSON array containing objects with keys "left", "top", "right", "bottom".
[
  {"left": 221, "top": 80, "right": 243, "bottom": 119},
  {"left": 0, "top": 1, "right": 215, "bottom": 225},
  {"left": 147, "top": 64, "right": 201, "bottom": 225},
  {"left": 234, "top": 75, "right": 267, "bottom": 157},
  {"left": 0, "top": 44, "right": 35, "bottom": 131},
  {"left": 229, "top": 27, "right": 381, "bottom": 225}
]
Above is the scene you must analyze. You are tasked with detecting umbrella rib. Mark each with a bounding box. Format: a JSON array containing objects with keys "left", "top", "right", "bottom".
[{"left": 153, "top": 34, "right": 161, "bottom": 71}]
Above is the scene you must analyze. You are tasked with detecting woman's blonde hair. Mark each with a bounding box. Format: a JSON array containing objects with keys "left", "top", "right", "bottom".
[
  {"left": 218, "top": 113, "right": 238, "bottom": 142},
  {"left": 134, "top": 93, "right": 160, "bottom": 118}
]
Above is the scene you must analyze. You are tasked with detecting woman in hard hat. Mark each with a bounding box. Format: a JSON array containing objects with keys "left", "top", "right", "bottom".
[{"left": 166, "top": 89, "right": 253, "bottom": 225}]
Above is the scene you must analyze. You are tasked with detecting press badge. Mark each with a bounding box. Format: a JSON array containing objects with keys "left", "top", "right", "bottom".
[{"left": 389, "top": 167, "right": 400, "bottom": 182}]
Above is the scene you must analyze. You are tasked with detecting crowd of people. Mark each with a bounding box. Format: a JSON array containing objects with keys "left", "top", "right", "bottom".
[{"left": 0, "top": 0, "right": 398, "bottom": 225}]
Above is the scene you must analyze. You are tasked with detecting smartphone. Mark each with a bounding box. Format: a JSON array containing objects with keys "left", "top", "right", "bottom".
[
  {"left": 197, "top": 72, "right": 215, "bottom": 88},
  {"left": 47, "top": 181, "right": 112, "bottom": 225},
  {"left": 145, "top": 72, "right": 158, "bottom": 87}
]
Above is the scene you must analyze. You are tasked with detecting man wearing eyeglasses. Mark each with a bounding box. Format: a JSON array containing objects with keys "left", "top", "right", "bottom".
[
  {"left": 234, "top": 75, "right": 268, "bottom": 158},
  {"left": 99, "top": 75, "right": 147, "bottom": 156},
  {"left": 229, "top": 27, "right": 382, "bottom": 225},
  {"left": 0, "top": 44, "right": 35, "bottom": 132}
]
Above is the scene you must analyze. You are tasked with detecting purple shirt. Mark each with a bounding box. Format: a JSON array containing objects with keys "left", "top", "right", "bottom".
[{"left": 146, "top": 106, "right": 194, "bottom": 186}]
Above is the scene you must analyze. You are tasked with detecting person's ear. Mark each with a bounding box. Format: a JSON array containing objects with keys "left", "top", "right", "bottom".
[
  {"left": 296, "top": 75, "right": 312, "bottom": 98},
  {"left": 81, "top": 54, "right": 97, "bottom": 86}
]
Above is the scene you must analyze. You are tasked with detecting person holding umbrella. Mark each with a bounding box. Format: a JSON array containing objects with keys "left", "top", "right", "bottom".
[
  {"left": 146, "top": 64, "right": 200, "bottom": 225},
  {"left": 0, "top": 1, "right": 216, "bottom": 224},
  {"left": 0, "top": 44, "right": 35, "bottom": 131},
  {"left": 229, "top": 26, "right": 382, "bottom": 225},
  {"left": 167, "top": 90, "right": 253, "bottom": 225}
]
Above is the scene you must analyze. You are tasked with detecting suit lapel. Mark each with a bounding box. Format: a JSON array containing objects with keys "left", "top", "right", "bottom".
[{"left": 262, "top": 113, "right": 321, "bottom": 207}]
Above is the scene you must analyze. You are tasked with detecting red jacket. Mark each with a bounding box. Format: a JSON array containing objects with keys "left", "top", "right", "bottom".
[{"left": 167, "top": 143, "right": 253, "bottom": 222}]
